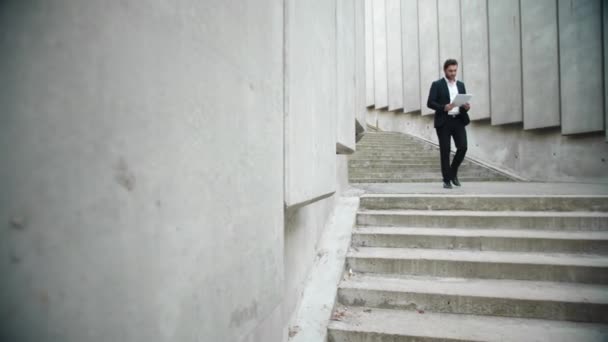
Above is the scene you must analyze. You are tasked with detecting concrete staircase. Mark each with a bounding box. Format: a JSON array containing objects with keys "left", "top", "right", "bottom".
[
  {"left": 327, "top": 194, "right": 608, "bottom": 341},
  {"left": 349, "top": 131, "right": 512, "bottom": 183}
]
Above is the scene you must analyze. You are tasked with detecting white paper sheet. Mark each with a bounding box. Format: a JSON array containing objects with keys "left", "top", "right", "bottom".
[{"left": 451, "top": 94, "right": 473, "bottom": 106}]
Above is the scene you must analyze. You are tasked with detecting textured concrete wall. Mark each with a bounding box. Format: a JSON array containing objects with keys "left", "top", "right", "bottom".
[
  {"left": 418, "top": 0, "right": 440, "bottom": 116},
  {"left": 283, "top": 155, "right": 349, "bottom": 330},
  {"left": 372, "top": 108, "right": 608, "bottom": 183},
  {"left": 488, "top": 0, "right": 523, "bottom": 126},
  {"left": 0, "top": 1, "right": 285, "bottom": 342},
  {"left": 386, "top": 0, "right": 404, "bottom": 111},
  {"left": 365, "top": 0, "right": 375, "bottom": 107},
  {"left": 285, "top": 0, "right": 337, "bottom": 207},
  {"left": 460, "top": 0, "right": 490, "bottom": 120},
  {"left": 372, "top": 0, "right": 389, "bottom": 109},
  {"left": 559, "top": 0, "right": 604, "bottom": 135},
  {"left": 437, "top": 0, "right": 462, "bottom": 80},
  {"left": 521, "top": 0, "right": 560, "bottom": 130},
  {"left": 401, "top": 0, "right": 420, "bottom": 113},
  {"left": 337, "top": 0, "right": 357, "bottom": 152}
]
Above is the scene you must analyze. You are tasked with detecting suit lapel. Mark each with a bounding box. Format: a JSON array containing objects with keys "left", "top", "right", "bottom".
[{"left": 441, "top": 78, "right": 449, "bottom": 100}]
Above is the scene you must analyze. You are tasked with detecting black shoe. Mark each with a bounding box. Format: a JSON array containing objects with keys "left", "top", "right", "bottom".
[
  {"left": 451, "top": 177, "right": 461, "bottom": 187},
  {"left": 443, "top": 181, "right": 452, "bottom": 189}
]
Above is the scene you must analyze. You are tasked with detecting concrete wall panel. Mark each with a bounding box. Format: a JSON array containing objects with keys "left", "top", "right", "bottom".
[
  {"left": 355, "top": 0, "right": 367, "bottom": 126},
  {"left": 521, "top": 0, "right": 560, "bottom": 130},
  {"left": 387, "top": 0, "right": 404, "bottom": 111},
  {"left": 365, "top": 0, "right": 375, "bottom": 106},
  {"left": 461, "top": 0, "right": 490, "bottom": 120},
  {"left": 605, "top": 0, "right": 608, "bottom": 141},
  {"left": 559, "top": 0, "right": 604, "bottom": 135},
  {"left": 337, "top": 0, "right": 357, "bottom": 151},
  {"left": 488, "top": 0, "right": 523, "bottom": 125},
  {"left": 285, "top": 0, "right": 337, "bottom": 206},
  {"left": 437, "top": 0, "right": 462, "bottom": 79},
  {"left": 418, "top": 0, "right": 440, "bottom": 115},
  {"left": 401, "top": 0, "right": 421, "bottom": 112},
  {"left": 373, "top": 0, "right": 389, "bottom": 108}
]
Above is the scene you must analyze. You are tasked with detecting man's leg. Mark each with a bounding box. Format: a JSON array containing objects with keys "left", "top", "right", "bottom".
[
  {"left": 435, "top": 125, "right": 452, "bottom": 183},
  {"left": 450, "top": 121, "right": 468, "bottom": 180}
]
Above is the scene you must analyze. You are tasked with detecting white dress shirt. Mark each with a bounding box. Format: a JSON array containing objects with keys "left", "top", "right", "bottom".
[{"left": 444, "top": 76, "right": 460, "bottom": 115}]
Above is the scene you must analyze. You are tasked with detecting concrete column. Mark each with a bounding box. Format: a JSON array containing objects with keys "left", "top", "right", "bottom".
[
  {"left": 418, "top": 0, "right": 440, "bottom": 115},
  {"left": 401, "top": 0, "right": 421, "bottom": 113},
  {"left": 437, "top": 0, "right": 462, "bottom": 79},
  {"left": 521, "top": 0, "right": 560, "bottom": 130},
  {"left": 355, "top": 0, "right": 367, "bottom": 126},
  {"left": 460, "top": 0, "right": 490, "bottom": 120},
  {"left": 559, "top": 0, "right": 604, "bottom": 135},
  {"left": 373, "top": 0, "right": 389, "bottom": 109},
  {"left": 337, "top": 0, "right": 356, "bottom": 153},
  {"left": 488, "top": 0, "right": 523, "bottom": 125},
  {"left": 365, "top": 0, "right": 375, "bottom": 107},
  {"left": 605, "top": 0, "right": 608, "bottom": 141},
  {"left": 387, "top": 0, "right": 404, "bottom": 111},
  {"left": 285, "top": 0, "right": 337, "bottom": 207}
]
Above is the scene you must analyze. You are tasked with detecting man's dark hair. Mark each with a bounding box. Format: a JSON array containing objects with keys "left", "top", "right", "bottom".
[{"left": 443, "top": 59, "right": 458, "bottom": 70}]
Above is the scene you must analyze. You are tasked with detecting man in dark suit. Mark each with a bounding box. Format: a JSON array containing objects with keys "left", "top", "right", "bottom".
[{"left": 427, "top": 59, "right": 471, "bottom": 189}]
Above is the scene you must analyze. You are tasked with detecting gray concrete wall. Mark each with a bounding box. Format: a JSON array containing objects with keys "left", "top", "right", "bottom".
[
  {"left": 0, "top": 1, "right": 285, "bottom": 341},
  {"left": 488, "top": 0, "right": 523, "bottom": 126},
  {"left": 337, "top": 0, "right": 357, "bottom": 152},
  {"left": 558, "top": 0, "right": 604, "bottom": 135},
  {"left": 437, "top": 0, "right": 462, "bottom": 80},
  {"left": 1, "top": 1, "right": 361, "bottom": 342},
  {"left": 460, "top": 0, "right": 490, "bottom": 120},
  {"left": 401, "top": 0, "right": 421, "bottom": 113},
  {"left": 605, "top": 0, "right": 608, "bottom": 141},
  {"left": 372, "top": 0, "right": 389, "bottom": 109},
  {"left": 369, "top": 0, "right": 608, "bottom": 140},
  {"left": 418, "top": 0, "right": 440, "bottom": 116},
  {"left": 521, "top": 0, "right": 560, "bottom": 130},
  {"left": 365, "top": 0, "right": 375, "bottom": 107},
  {"left": 355, "top": 0, "right": 368, "bottom": 126},
  {"left": 371, "top": 108, "right": 608, "bottom": 183},
  {"left": 285, "top": 0, "right": 337, "bottom": 207},
  {"left": 386, "top": 0, "right": 404, "bottom": 111}
]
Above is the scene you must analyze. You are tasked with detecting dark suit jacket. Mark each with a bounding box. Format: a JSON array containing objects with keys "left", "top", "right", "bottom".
[{"left": 426, "top": 78, "right": 471, "bottom": 128}]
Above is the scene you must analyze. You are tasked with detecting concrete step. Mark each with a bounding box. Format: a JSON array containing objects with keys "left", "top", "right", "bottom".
[
  {"left": 356, "top": 209, "right": 608, "bottom": 231},
  {"left": 355, "top": 146, "right": 433, "bottom": 151},
  {"left": 357, "top": 142, "right": 427, "bottom": 146},
  {"left": 349, "top": 156, "right": 451, "bottom": 161},
  {"left": 348, "top": 164, "right": 488, "bottom": 170},
  {"left": 348, "top": 159, "right": 443, "bottom": 165},
  {"left": 353, "top": 150, "right": 439, "bottom": 159},
  {"left": 352, "top": 152, "right": 439, "bottom": 157},
  {"left": 352, "top": 227, "right": 608, "bottom": 254},
  {"left": 348, "top": 164, "right": 446, "bottom": 170},
  {"left": 327, "top": 306, "right": 608, "bottom": 342},
  {"left": 337, "top": 274, "right": 608, "bottom": 322},
  {"left": 348, "top": 172, "right": 497, "bottom": 179},
  {"left": 359, "top": 194, "right": 608, "bottom": 212},
  {"left": 346, "top": 247, "right": 608, "bottom": 284},
  {"left": 349, "top": 176, "right": 513, "bottom": 183}
]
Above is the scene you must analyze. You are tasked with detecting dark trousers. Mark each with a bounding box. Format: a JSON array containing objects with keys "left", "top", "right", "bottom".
[{"left": 435, "top": 115, "right": 468, "bottom": 183}]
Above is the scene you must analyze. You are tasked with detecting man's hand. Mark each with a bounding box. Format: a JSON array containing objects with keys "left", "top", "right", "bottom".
[
  {"left": 463, "top": 102, "right": 471, "bottom": 111},
  {"left": 444, "top": 103, "right": 455, "bottom": 112}
]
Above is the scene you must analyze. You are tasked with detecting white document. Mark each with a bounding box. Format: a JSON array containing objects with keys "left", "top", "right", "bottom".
[{"left": 451, "top": 94, "right": 472, "bottom": 106}]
